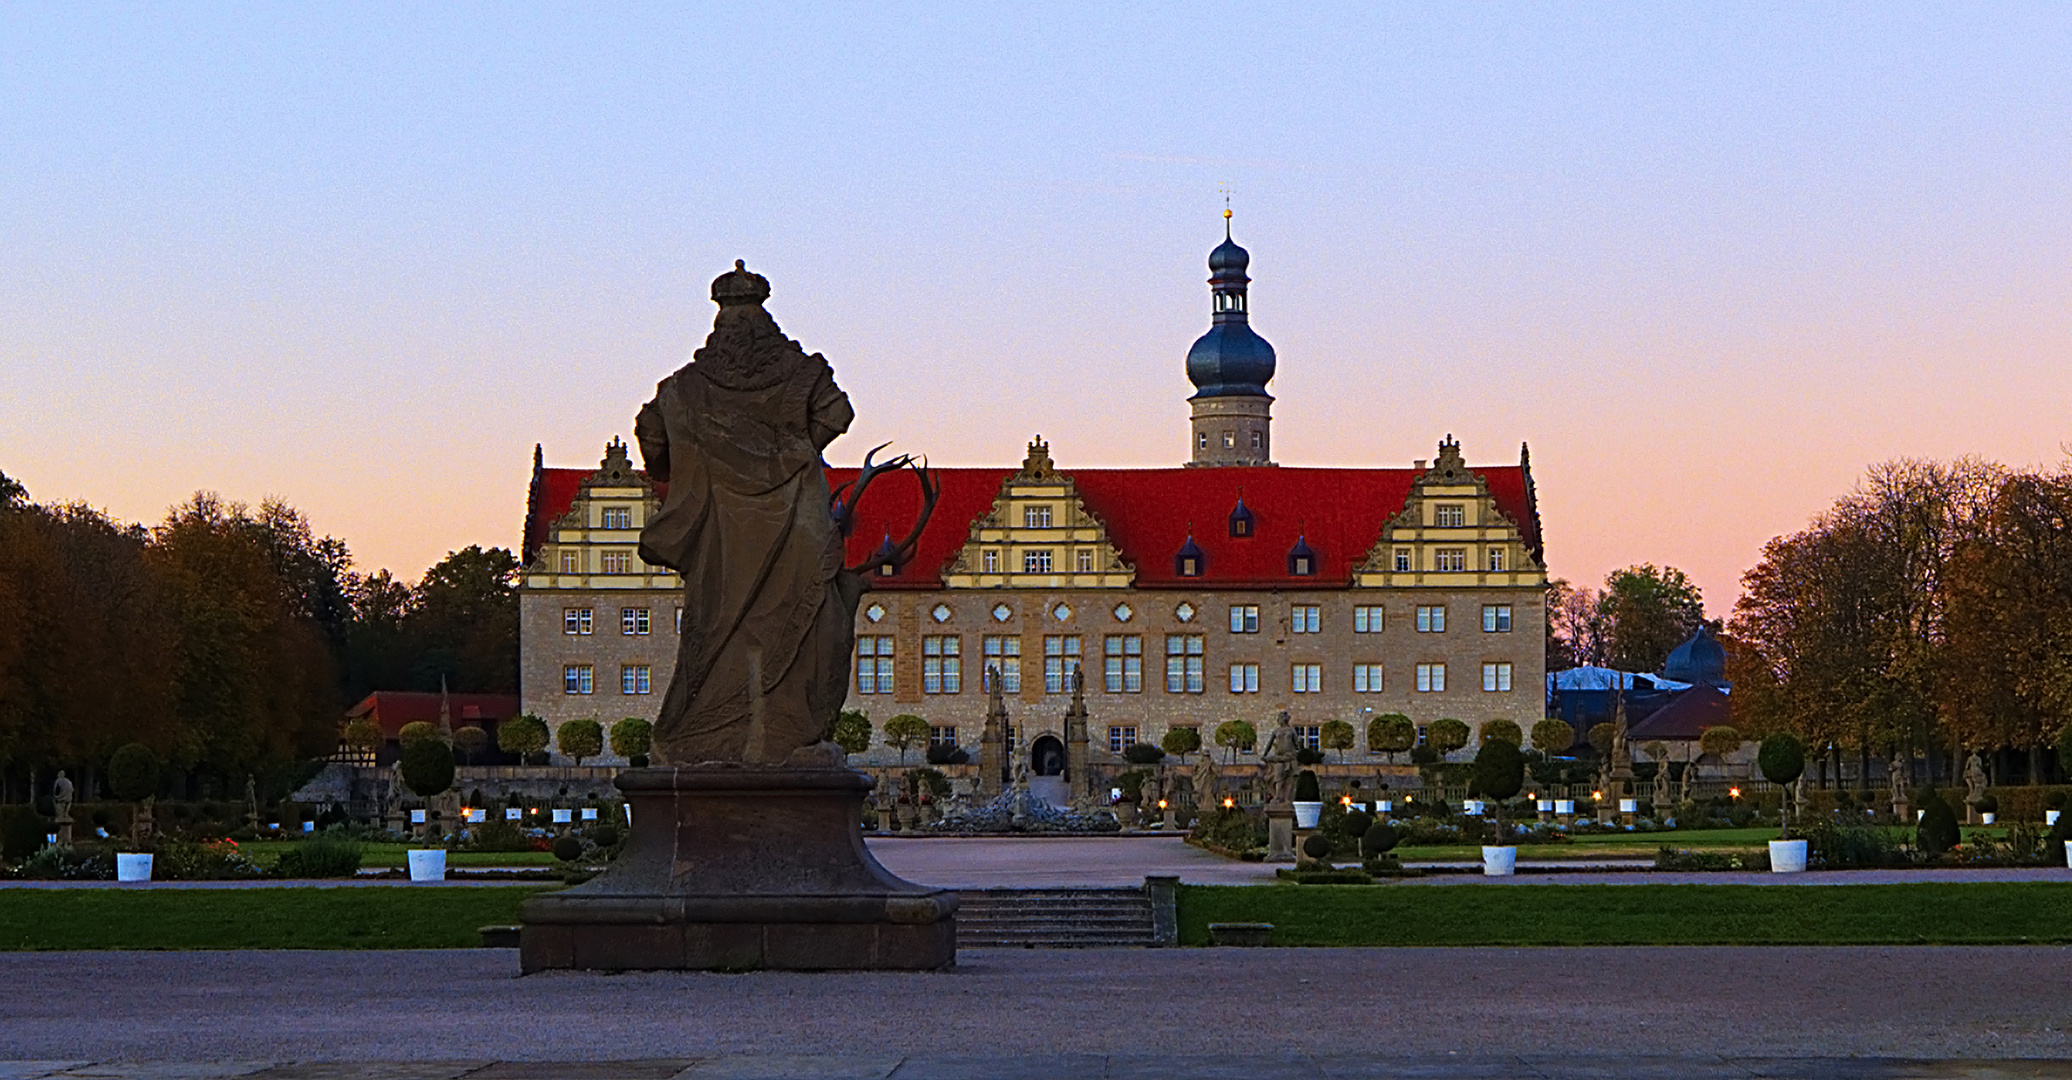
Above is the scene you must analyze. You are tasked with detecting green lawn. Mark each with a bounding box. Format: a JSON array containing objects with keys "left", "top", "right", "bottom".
[
  {"left": 1177, "top": 882, "right": 2072, "bottom": 946},
  {"left": 1401, "top": 826, "right": 1776, "bottom": 861},
  {"left": 235, "top": 841, "right": 558, "bottom": 868},
  {"left": 0, "top": 886, "right": 554, "bottom": 950}
]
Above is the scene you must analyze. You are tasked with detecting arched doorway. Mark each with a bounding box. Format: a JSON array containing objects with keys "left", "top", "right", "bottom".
[{"left": 1029, "top": 735, "right": 1066, "bottom": 777}]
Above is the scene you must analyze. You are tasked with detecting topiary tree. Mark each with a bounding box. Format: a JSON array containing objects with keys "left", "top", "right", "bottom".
[
  {"left": 452, "top": 724, "right": 489, "bottom": 764},
  {"left": 556, "top": 718, "right": 604, "bottom": 766},
  {"left": 1341, "top": 808, "right": 1373, "bottom": 840},
  {"left": 107, "top": 743, "right": 159, "bottom": 846},
  {"left": 609, "top": 717, "right": 653, "bottom": 766},
  {"left": 1161, "top": 725, "right": 1202, "bottom": 762},
  {"left": 399, "top": 739, "right": 455, "bottom": 838},
  {"left": 1917, "top": 788, "right": 1959, "bottom": 858},
  {"left": 398, "top": 721, "right": 440, "bottom": 749},
  {"left": 1319, "top": 719, "right": 1356, "bottom": 762},
  {"left": 498, "top": 714, "right": 550, "bottom": 764},
  {"left": 1214, "top": 720, "right": 1257, "bottom": 764},
  {"left": 1427, "top": 718, "right": 1470, "bottom": 758},
  {"left": 1294, "top": 770, "right": 1321, "bottom": 803},
  {"left": 1699, "top": 725, "right": 1744, "bottom": 760},
  {"left": 1476, "top": 718, "right": 1523, "bottom": 748},
  {"left": 1473, "top": 737, "right": 1525, "bottom": 842},
  {"left": 1301, "top": 832, "right": 1333, "bottom": 864},
  {"left": 1587, "top": 723, "right": 1617, "bottom": 758},
  {"left": 341, "top": 718, "right": 383, "bottom": 760},
  {"left": 1757, "top": 733, "right": 1806, "bottom": 840},
  {"left": 883, "top": 714, "right": 930, "bottom": 766},
  {"left": 1367, "top": 713, "right": 1416, "bottom": 764},
  {"left": 1362, "top": 820, "right": 1400, "bottom": 859},
  {"left": 1123, "top": 743, "right": 1167, "bottom": 765},
  {"left": 1531, "top": 718, "right": 1575, "bottom": 756},
  {"left": 830, "top": 709, "right": 872, "bottom": 757}
]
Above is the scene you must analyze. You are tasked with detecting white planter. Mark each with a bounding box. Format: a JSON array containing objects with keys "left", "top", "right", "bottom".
[
  {"left": 1463, "top": 800, "right": 1484, "bottom": 817},
  {"left": 1981, "top": 812, "right": 1996, "bottom": 825},
  {"left": 1536, "top": 800, "right": 1553, "bottom": 813},
  {"left": 406, "top": 849, "right": 447, "bottom": 882},
  {"left": 2064, "top": 840, "right": 2072, "bottom": 869},
  {"left": 1376, "top": 801, "right": 1392, "bottom": 814},
  {"left": 2048, "top": 810, "right": 2061, "bottom": 826},
  {"left": 1482, "top": 845, "right": 1517, "bottom": 876},
  {"left": 115, "top": 853, "right": 153, "bottom": 882},
  {"left": 1292, "top": 802, "right": 1323, "bottom": 828},
  {"left": 1769, "top": 839, "right": 1808, "bottom": 874},
  {"left": 1618, "top": 799, "right": 1638, "bottom": 814},
  {"left": 1555, "top": 800, "right": 1575, "bottom": 815}
]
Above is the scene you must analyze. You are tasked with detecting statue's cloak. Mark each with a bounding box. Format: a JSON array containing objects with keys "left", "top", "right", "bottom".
[{"left": 635, "top": 308, "right": 854, "bottom": 765}]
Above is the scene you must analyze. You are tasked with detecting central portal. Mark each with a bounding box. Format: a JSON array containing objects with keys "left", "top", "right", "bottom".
[{"left": 1029, "top": 735, "right": 1066, "bottom": 776}]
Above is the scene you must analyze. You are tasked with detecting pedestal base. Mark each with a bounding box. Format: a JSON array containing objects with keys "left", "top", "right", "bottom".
[
  {"left": 519, "top": 766, "right": 956, "bottom": 973},
  {"left": 1265, "top": 804, "right": 1296, "bottom": 863}
]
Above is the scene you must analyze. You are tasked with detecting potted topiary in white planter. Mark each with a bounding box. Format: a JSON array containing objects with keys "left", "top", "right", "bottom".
[
  {"left": 1759, "top": 734, "right": 1808, "bottom": 873},
  {"left": 399, "top": 736, "right": 455, "bottom": 882},
  {"left": 1473, "top": 738, "right": 1524, "bottom": 876},
  {"left": 107, "top": 743, "right": 159, "bottom": 882},
  {"left": 1292, "top": 771, "right": 1323, "bottom": 828}
]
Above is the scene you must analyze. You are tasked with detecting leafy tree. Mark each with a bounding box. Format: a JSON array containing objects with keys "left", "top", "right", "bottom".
[
  {"left": 1473, "top": 738, "right": 1525, "bottom": 842},
  {"left": 1758, "top": 733, "right": 1806, "bottom": 840},
  {"left": 829, "top": 709, "right": 871, "bottom": 757},
  {"left": 1319, "top": 719, "right": 1356, "bottom": 761},
  {"left": 0, "top": 470, "right": 25, "bottom": 508},
  {"left": 609, "top": 717, "right": 653, "bottom": 765},
  {"left": 498, "top": 714, "right": 550, "bottom": 763},
  {"left": 1599, "top": 564, "right": 1707, "bottom": 673},
  {"left": 557, "top": 718, "right": 604, "bottom": 766},
  {"left": 452, "top": 724, "right": 488, "bottom": 764},
  {"left": 1213, "top": 720, "right": 1257, "bottom": 764},
  {"left": 399, "top": 739, "right": 455, "bottom": 802},
  {"left": 1366, "top": 714, "right": 1415, "bottom": 764},
  {"left": 1530, "top": 719, "right": 1575, "bottom": 756},
  {"left": 1545, "top": 577, "right": 1605, "bottom": 671},
  {"left": 883, "top": 714, "right": 930, "bottom": 766},
  {"left": 1161, "top": 725, "right": 1202, "bottom": 762},
  {"left": 397, "top": 721, "right": 441, "bottom": 748},
  {"left": 407, "top": 546, "right": 520, "bottom": 693},
  {"left": 1426, "top": 718, "right": 1470, "bottom": 758},
  {"left": 1916, "top": 788, "right": 1959, "bottom": 857},
  {"left": 1587, "top": 723, "right": 1617, "bottom": 758},
  {"left": 1698, "top": 725, "right": 1744, "bottom": 759},
  {"left": 341, "top": 719, "right": 383, "bottom": 759},
  {"left": 1477, "top": 719, "right": 1522, "bottom": 747},
  {"left": 1123, "top": 743, "right": 1167, "bottom": 765}
]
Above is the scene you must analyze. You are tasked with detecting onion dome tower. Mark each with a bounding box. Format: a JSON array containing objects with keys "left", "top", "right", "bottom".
[{"left": 1185, "top": 211, "right": 1277, "bottom": 467}]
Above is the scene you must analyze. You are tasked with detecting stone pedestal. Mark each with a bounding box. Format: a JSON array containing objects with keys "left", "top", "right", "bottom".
[
  {"left": 1265, "top": 804, "right": 1296, "bottom": 863},
  {"left": 1162, "top": 806, "right": 1179, "bottom": 830},
  {"left": 519, "top": 766, "right": 956, "bottom": 973},
  {"left": 1596, "top": 805, "right": 1615, "bottom": 824}
]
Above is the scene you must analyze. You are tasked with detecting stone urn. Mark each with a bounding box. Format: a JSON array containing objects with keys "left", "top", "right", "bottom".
[
  {"left": 896, "top": 800, "right": 917, "bottom": 829},
  {"left": 1292, "top": 801, "right": 1323, "bottom": 828}
]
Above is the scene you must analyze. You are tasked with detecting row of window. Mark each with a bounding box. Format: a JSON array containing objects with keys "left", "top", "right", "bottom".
[
  {"left": 978, "top": 548, "right": 1101, "bottom": 574},
  {"left": 1392, "top": 547, "right": 1508, "bottom": 573},
  {"left": 556, "top": 550, "right": 653, "bottom": 575},
  {"left": 855, "top": 632, "right": 1515, "bottom": 696},
  {"left": 924, "top": 721, "right": 1512, "bottom": 755},
  {"left": 563, "top": 664, "right": 651, "bottom": 695},
  {"left": 562, "top": 602, "right": 1514, "bottom": 637},
  {"left": 564, "top": 607, "right": 683, "bottom": 635}
]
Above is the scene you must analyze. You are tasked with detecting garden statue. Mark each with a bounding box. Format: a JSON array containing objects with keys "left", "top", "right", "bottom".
[
  {"left": 1260, "top": 710, "right": 1302, "bottom": 805},
  {"left": 1652, "top": 762, "right": 1671, "bottom": 811},
  {"left": 50, "top": 770, "right": 73, "bottom": 844},
  {"left": 1888, "top": 755, "right": 1908, "bottom": 815},
  {"left": 1964, "top": 751, "right": 1988, "bottom": 809},
  {"left": 1193, "top": 751, "right": 1219, "bottom": 812},
  {"left": 1678, "top": 758, "right": 1695, "bottom": 804},
  {"left": 245, "top": 775, "right": 260, "bottom": 831},
  {"left": 519, "top": 262, "right": 955, "bottom": 973}
]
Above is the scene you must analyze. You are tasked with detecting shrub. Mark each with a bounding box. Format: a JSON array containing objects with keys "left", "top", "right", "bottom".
[
  {"left": 1530, "top": 718, "right": 1575, "bottom": 756},
  {"left": 1294, "top": 770, "right": 1321, "bottom": 802},
  {"left": 498, "top": 714, "right": 550, "bottom": 761},
  {"left": 1319, "top": 720, "right": 1356, "bottom": 760},
  {"left": 556, "top": 718, "right": 604, "bottom": 765},
  {"left": 1341, "top": 809, "right": 1373, "bottom": 840},
  {"left": 551, "top": 836, "right": 584, "bottom": 862},
  {"left": 397, "top": 721, "right": 441, "bottom": 748},
  {"left": 829, "top": 710, "right": 872, "bottom": 756},
  {"left": 463, "top": 819, "right": 533, "bottom": 853},
  {"left": 1477, "top": 719, "right": 1523, "bottom": 747},
  {"left": 883, "top": 714, "right": 930, "bottom": 765},
  {"left": 1587, "top": 723, "right": 1616, "bottom": 758},
  {"left": 1427, "top": 718, "right": 1470, "bottom": 757},
  {"left": 1301, "top": 833, "right": 1332, "bottom": 861},
  {"left": 1977, "top": 793, "right": 1999, "bottom": 814},
  {"left": 588, "top": 824, "right": 621, "bottom": 848},
  {"left": 1161, "top": 725, "right": 1203, "bottom": 759},
  {"left": 1367, "top": 714, "right": 1416, "bottom": 763},
  {"left": 1295, "top": 747, "right": 1325, "bottom": 766},
  {"left": 1698, "top": 725, "right": 1744, "bottom": 759},
  {"left": 1758, "top": 734, "right": 1805, "bottom": 839},
  {"left": 609, "top": 717, "right": 654, "bottom": 762},
  {"left": 107, "top": 743, "right": 159, "bottom": 804},
  {"left": 1214, "top": 720, "right": 1258, "bottom": 762},
  {"left": 0, "top": 807, "right": 46, "bottom": 862},
  {"left": 274, "top": 834, "right": 363, "bottom": 878},
  {"left": 452, "top": 725, "right": 489, "bottom": 763},
  {"left": 925, "top": 743, "right": 969, "bottom": 766},
  {"left": 1801, "top": 819, "right": 1906, "bottom": 870},
  {"left": 1190, "top": 806, "right": 1262, "bottom": 854},
  {"left": 399, "top": 739, "right": 456, "bottom": 799},
  {"left": 1123, "top": 743, "right": 1167, "bottom": 765},
  {"left": 2051, "top": 791, "right": 2070, "bottom": 811},
  {"left": 1917, "top": 790, "right": 1960, "bottom": 858},
  {"left": 906, "top": 767, "right": 951, "bottom": 800},
  {"left": 341, "top": 718, "right": 383, "bottom": 757},
  {"left": 1361, "top": 821, "right": 1401, "bottom": 857}
]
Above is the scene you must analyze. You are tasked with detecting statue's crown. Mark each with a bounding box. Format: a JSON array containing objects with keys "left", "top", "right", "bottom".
[{"left": 711, "top": 260, "right": 771, "bottom": 307}]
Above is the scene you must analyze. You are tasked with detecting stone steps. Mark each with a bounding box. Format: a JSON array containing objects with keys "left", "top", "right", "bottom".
[{"left": 954, "top": 887, "right": 1161, "bottom": 948}]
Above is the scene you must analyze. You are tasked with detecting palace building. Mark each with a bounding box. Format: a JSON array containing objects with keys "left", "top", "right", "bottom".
[{"left": 517, "top": 226, "right": 1549, "bottom": 770}]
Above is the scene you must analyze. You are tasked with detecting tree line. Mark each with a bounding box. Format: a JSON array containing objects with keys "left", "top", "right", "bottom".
[
  {"left": 1727, "top": 457, "right": 2072, "bottom": 787},
  {"left": 1546, "top": 563, "right": 1712, "bottom": 674},
  {"left": 0, "top": 471, "right": 518, "bottom": 802}
]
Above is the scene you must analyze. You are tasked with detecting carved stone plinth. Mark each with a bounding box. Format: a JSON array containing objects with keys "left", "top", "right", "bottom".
[
  {"left": 1265, "top": 804, "right": 1296, "bottom": 863},
  {"left": 519, "top": 767, "right": 956, "bottom": 972}
]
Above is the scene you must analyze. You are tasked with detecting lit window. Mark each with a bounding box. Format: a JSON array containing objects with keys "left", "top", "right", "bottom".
[
  {"left": 1353, "top": 663, "right": 1384, "bottom": 692},
  {"left": 559, "top": 550, "right": 581, "bottom": 574},
  {"left": 601, "top": 550, "right": 633, "bottom": 574},
  {"left": 1108, "top": 725, "right": 1139, "bottom": 753},
  {"left": 622, "top": 608, "right": 650, "bottom": 635},
  {"left": 983, "top": 636, "right": 1022, "bottom": 693},
  {"left": 1354, "top": 605, "right": 1384, "bottom": 633},
  {"left": 1104, "top": 635, "right": 1143, "bottom": 693},
  {"left": 856, "top": 636, "right": 894, "bottom": 694},
  {"left": 1416, "top": 606, "right": 1447, "bottom": 633},
  {"left": 675, "top": 607, "right": 683, "bottom": 634},
  {"left": 1179, "top": 556, "right": 1200, "bottom": 577},
  {"left": 1299, "top": 725, "right": 1321, "bottom": 750},
  {"left": 1229, "top": 605, "right": 1260, "bottom": 633},
  {"left": 1291, "top": 555, "right": 1312, "bottom": 575},
  {"left": 981, "top": 550, "right": 1000, "bottom": 573},
  {"left": 1435, "top": 549, "right": 1466, "bottom": 573},
  {"left": 923, "top": 635, "right": 961, "bottom": 694},
  {"left": 1199, "top": 432, "right": 1209, "bottom": 449},
  {"left": 1023, "top": 505, "right": 1053, "bottom": 528},
  {"left": 601, "top": 506, "right": 633, "bottom": 530},
  {"left": 1483, "top": 605, "right": 1513, "bottom": 633},
  {"left": 1043, "top": 635, "right": 1082, "bottom": 693},
  {"left": 1228, "top": 663, "right": 1260, "bottom": 693},
  {"left": 1024, "top": 549, "right": 1053, "bottom": 574},
  {"left": 1175, "top": 602, "right": 1195, "bottom": 622},
  {"left": 1165, "top": 634, "right": 1205, "bottom": 694},
  {"left": 1393, "top": 549, "right": 1412, "bottom": 573},
  {"left": 621, "top": 665, "right": 651, "bottom": 695},
  {"left": 1488, "top": 548, "right": 1506, "bottom": 572},
  {"left": 1415, "top": 663, "right": 1446, "bottom": 693},
  {"left": 1291, "top": 605, "right": 1320, "bottom": 634},
  {"left": 563, "top": 665, "right": 593, "bottom": 695},
  {"left": 1291, "top": 664, "right": 1322, "bottom": 693},
  {"left": 1483, "top": 662, "right": 1514, "bottom": 692},
  {"left": 1251, "top": 431, "right": 1263, "bottom": 449},
  {"left": 1076, "top": 548, "right": 1095, "bottom": 573},
  {"left": 929, "top": 726, "right": 959, "bottom": 748},
  {"left": 564, "top": 608, "right": 593, "bottom": 635},
  {"left": 1222, "top": 432, "right": 1235, "bottom": 448},
  {"left": 1435, "top": 504, "right": 1465, "bottom": 528}
]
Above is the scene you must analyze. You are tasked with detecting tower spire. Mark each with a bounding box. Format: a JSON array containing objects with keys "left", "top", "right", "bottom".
[{"left": 1184, "top": 214, "right": 1276, "bottom": 468}]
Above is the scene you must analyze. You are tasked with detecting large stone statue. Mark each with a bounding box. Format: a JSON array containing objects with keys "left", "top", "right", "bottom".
[
  {"left": 1260, "top": 710, "right": 1301, "bottom": 805},
  {"left": 1652, "top": 762, "right": 1671, "bottom": 810},
  {"left": 1963, "top": 751, "right": 1989, "bottom": 807},
  {"left": 1888, "top": 754, "right": 1908, "bottom": 811},
  {"left": 1193, "top": 751, "right": 1220, "bottom": 812},
  {"left": 51, "top": 771, "right": 74, "bottom": 844}
]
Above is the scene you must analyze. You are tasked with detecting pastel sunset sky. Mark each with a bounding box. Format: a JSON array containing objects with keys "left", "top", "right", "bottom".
[{"left": 5, "top": 5, "right": 2068, "bottom": 616}]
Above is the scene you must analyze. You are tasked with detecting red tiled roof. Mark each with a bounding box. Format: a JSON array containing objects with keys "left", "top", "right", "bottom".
[
  {"left": 1627, "top": 687, "right": 1733, "bottom": 742},
  {"left": 344, "top": 692, "right": 522, "bottom": 738},
  {"left": 524, "top": 457, "right": 1541, "bottom": 591}
]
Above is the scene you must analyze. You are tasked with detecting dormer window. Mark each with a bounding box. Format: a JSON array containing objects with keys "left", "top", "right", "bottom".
[
  {"left": 1287, "top": 535, "right": 1317, "bottom": 577},
  {"left": 1175, "top": 536, "right": 1206, "bottom": 578},
  {"left": 873, "top": 534, "right": 899, "bottom": 577},
  {"left": 1435, "top": 504, "right": 1466, "bottom": 528},
  {"left": 1023, "top": 505, "right": 1053, "bottom": 528},
  {"left": 1228, "top": 495, "right": 1255, "bottom": 538}
]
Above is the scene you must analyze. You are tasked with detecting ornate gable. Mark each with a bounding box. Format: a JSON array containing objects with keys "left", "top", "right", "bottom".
[
  {"left": 1355, "top": 436, "right": 1546, "bottom": 589},
  {"left": 522, "top": 438, "right": 672, "bottom": 590},
  {"left": 941, "top": 436, "right": 1134, "bottom": 588}
]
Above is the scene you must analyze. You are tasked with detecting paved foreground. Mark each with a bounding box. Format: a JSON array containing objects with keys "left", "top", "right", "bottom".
[{"left": 1, "top": 948, "right": 2067, "bottom": 1065}]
